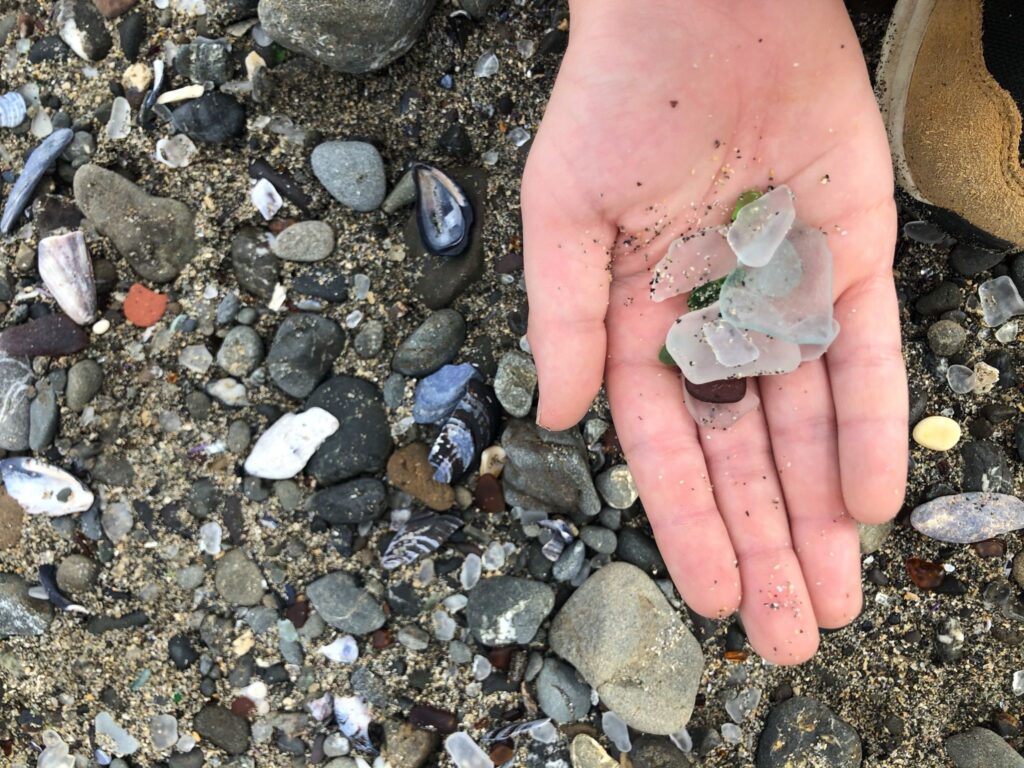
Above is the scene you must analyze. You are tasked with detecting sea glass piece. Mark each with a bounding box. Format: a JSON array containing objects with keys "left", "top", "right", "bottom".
[
  {"left": 702, "top": 319, "right": 760, "bottom": 367},
  {"left": 683, "top": 377, "right": 761, "bottom": 430},
  {"left": 651, "top": 227, "right": 733, "bottom": 302},
  {"left": 720, "top": 223, "right": 834, "bottom": 344},
  {"left": 799, "top": 320, "right": 840, "bottom": 361},
  {"left": 911, "top": 492, "right": 1024, "bottom": 543},
  {"left": 666, "top": 302, "right": 801, "bottom": 384},
  {"left": 946, "top": 364, "right": 976, "bottom": 394},
  {"left": 978, "top": 276, "right": 1024, "bottom": 327},
  {"left": 726, "top": 184, "right": 795, "bottom": 267}
]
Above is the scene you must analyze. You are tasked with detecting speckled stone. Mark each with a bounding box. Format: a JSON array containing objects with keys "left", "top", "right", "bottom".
[{"left": 756, "top": 697, "right": 861, "bottom": 768}]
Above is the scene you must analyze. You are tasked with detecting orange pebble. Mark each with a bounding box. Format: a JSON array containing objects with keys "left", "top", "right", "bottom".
[{"left": 123, "top": 283, "right": 168, "bottom": 327}]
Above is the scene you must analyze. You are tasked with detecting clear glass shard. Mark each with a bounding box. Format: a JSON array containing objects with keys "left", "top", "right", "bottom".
[
  {"left": 799, "top": 320, "right": 840, "bottom": 361},
  {"left": 946, "top": 364, "right": 976, "bottom": 394},
  {"left": 651, "top": 227, "right": 733, "bottom": 302},
  {"left": 719, "top": 223, "right": 834, "bottom": 344},
  {"left": 979, "top": 276, "right": 1024, "bottom": 327},
  {"left": 702, "top": 319, "right": 760, "bottom": 367},
  {"left": 665, "top": 302, "right": 801, "bottom": 384},
  {"left": 683, "top": 377, "right": 761, "bottom": 430},
  {"left": 726, "top": 184, "right": 795, "bottom": 267}
]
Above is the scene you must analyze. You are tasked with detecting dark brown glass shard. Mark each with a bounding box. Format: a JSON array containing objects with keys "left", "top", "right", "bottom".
[{"left": 685, "top": 377, "right": 747, "bottom": 404}]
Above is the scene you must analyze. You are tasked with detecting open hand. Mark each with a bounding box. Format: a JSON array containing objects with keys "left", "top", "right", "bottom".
[{"left": 522, "top": 0, "right": 907, "bottom": 663}]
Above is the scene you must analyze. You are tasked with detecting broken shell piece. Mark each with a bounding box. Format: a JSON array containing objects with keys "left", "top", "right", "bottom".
[
  {"left": 651, "top": 227, "right": 733, "bottom": 302},
  {"left": 106, "top": 97, "right": 131, "bottom": 140},
  {"left": 0, "top": 128, "right": 74, "bottom": 234},
  {"left": 727, "top": 184, "right": 796, "bottom": 268},
  {"left": 244, "top": 407, "right": 340, "bottom": 480},
  {"left": 0, "top": 91, "right": 27, "bottom": 128},
  {"left": 665, "top": 302, "right": 801, "bottom": 385},
  {"left": 413, "top": 163, "right": 474, "bottom": 257},
  {"left": 156, "top": 84, "right": 205, "bottom": 105},
  {"left": 251, "top": 177, "right": 283, "bottom": 221},
  {"left": 37, "top": 230, "right": 97, "bottom": 325},
  {"left": 0, "top": 457, "right": 94, "bottom": 516},
  {"left": 683, "top": 379, "right": 760, "bottom": 430},
  {"left": 155, "top": 134, "right": 198, "bottom": 168},
  {"left": 334, "top": 695, "right": 376, "bottom": 754},
  {"left": 429, "top": 379, "right": 499, "bottom": 484}
]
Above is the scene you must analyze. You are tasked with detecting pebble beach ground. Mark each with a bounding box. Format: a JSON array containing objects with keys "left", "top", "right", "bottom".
[{"left": 3, "top": 1, "right": 1024, "bottom": 767}]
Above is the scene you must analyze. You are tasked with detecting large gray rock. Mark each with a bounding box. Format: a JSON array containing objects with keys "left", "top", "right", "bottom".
[
  {"left": 258, "top": 0, "right": 436, "bottom": 74},
  {"left": 307, "top": 571, "right": 385, "bottom": 634},
  {"left": 74, "top": 164, "right": 197, "bottom": 283},
  {"left": 549, "top": 563, "right": 703, "bottom": 735},
  {"left": 465, "top": 576, "right": 554, "bottom": 647},
  {"left": 756, "top": 697, "right": 861, "bottom": 768},
  {"left": 946, "top": 727, "right": 1024, "bottom": 768},
  {"left": 501, "top": 419, "right": 601, "bottom": 517},
  {"left": 0, "top": 573, "right": 53, "bottom": 636}
]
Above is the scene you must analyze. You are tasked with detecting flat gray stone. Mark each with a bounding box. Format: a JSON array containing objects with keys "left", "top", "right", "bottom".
[
  {"left": 0, "top": 355, "right": 32, "bottom": 451},
  {"left": 493, "top": 351, "right": 537, "bottom": 418},
  {"left": 272, "top": 220, "right": 335, "bottom": 262},
  {"left": 911, "top": 493, "right": 1024, "bottom": 543},
  {"left": 307, "top": 571, "right": 385, "bottom": 634},
  {"left": 311, "top": 141, "right": 386, "bottom": 212},
  {"left": 392, "top": 310, "right": 466, "bottom": 377},
  {"left": 465, "top": 576, "right": 554, "bottom": 647},
  {"left": 215, "top": 548, "right": 264, "bottom": 606},
  {"left": 193, "top": 705, "right": 250, "bottom": 756},
  {"left": 756, "top": 697, "right": 861, "bottom": 768},
  {"left": 66, "top": 358, "right": 103, "bottom": 411},
  {"left": 536, "top": 657, "right": 591, "bottom": 723},
  {"left": 549, "top": 563, "right": 703, "bottom": 735},
  {"left": 0, "top": 573, "right": 53, "bottom": 636},
  {"left": 857, "top": 520, "right": 893, "bottom": 555},
  {"left": 946, "top": 727, "right": 1024, "bottom": 768}
]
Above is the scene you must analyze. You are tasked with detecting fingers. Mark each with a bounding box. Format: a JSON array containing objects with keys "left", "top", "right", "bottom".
[
  {"left": 760, "top": 359, "right": 862, "bottom": 629},
  {"left": 698, "top": 379, "right": 821, "bottom": 665},
  {"left": 606, "top": 287, "right": 741, "bottom": 619},
  {"left": 827, "top": 273, "right": 908, "bottom": 524},
  {"left": 522, "top": 175, "right": 617, "bottom": 430}
]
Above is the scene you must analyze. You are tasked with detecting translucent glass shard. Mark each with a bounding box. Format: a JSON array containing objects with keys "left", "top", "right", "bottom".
[
  {"left": 799, "top": 320, "right": 840, "bottom": 361},
  {"left": 726, "top": 184, "right": 795, "bottom": 267},
  {"left": 666, "top": 303, "right": 801, "bottom": 384},
  {"left": 683, "top": 378, "right": 761, "bottom": 430},
  {"left": 945, "top": 364, "right": 976, "bottom": 394},
  {"left": 702, "top": 319, "right": 760, "bottom": 367},
  {"left": 651, "top": 227, "right": 733, "bottom": 302},
  {"left": 719, "top": 224, "right": 834, "bottom": 344},
  {"left": 979, "top": 276, "right": 1024, "bottom": 327}
]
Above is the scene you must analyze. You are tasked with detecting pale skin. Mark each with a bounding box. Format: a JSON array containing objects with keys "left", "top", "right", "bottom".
[{"left": 522, "top": 0, "right": 908, "bottom": 663}]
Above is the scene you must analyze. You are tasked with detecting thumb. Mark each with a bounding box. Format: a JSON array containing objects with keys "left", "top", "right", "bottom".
[{"left": 522, "top": 173, "right": 616, "bottom": 431}]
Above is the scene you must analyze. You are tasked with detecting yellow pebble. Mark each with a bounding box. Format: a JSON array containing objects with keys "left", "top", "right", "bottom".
[{"left": 912, "top": 416, "right": 961, "bottom": 451}]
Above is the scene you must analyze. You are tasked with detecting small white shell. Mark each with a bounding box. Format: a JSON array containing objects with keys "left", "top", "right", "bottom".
[
  {"left": 38, "top": 230, "right": 97, "bottom": 325},
  {"left": 0, "top": 457, "right": 94, "bottom": 516},
  {"left": 0, "top": 92, "right": 27, "bottom": 128},
  {"left": 243, "top": 407, "right": 339, "bottom": 479},
  {"left": 251, "top": 177, "right": 283, "bottom": 221}
]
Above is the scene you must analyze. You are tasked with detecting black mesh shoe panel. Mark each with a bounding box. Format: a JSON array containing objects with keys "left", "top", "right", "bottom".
[{"left": 982, "top": 0, "right": 1024, "bottom": 164}]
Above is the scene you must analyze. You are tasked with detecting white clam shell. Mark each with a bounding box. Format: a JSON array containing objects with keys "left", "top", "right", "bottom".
[
  {"left": 0, "top": 92, "right": 27, "bottom": 129},
  {"left": 0, "top": 457, "right": 94, "bottom": 516},
  {"left": 243, "top": 407, "right": 340, "bottom": 479},
  {"left": 38, "top": 230, "right": 98, "bottom": 325}
]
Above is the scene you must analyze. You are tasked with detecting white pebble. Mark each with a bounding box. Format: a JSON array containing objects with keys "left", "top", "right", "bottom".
[
  {"left": 319, "top": 635, "right": 359, "bottom": 664},
  {"left": 251, "top": 177, "right": 283, "bottom": 221},
  {"left": 244, "top": 408, "right": 340, "bottom": 480},
  {"left": 198, "top": 521, "right": 222, "bottom": 555}
]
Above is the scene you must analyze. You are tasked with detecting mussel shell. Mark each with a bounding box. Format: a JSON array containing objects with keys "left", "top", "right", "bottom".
[
  {"left": 381, "top": 511, "right": 462, "bottom": 570},
  {"left": 0, "top": 128, "right": 74, "bottom": 234},
  {"left": 0, "top": 457, "right": 94, "bottom": 516},
  {"left": 413, "top": 163, "right": 474, "bottom": 257},
  {"left": 38, "top": 230, "right": 98, "bottom": 325},
  {"left": 428, "top": 378, "right": 498, "bottom": 483}
]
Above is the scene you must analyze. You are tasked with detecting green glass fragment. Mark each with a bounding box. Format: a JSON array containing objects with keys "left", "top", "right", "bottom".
[
  {"left": 687, "top": 276, "right": 727, "bottom": 311},
  {"left": 658, "top": 345, "right": 675, "bottom": 366},
  {"left": 130, "top": 668, "right": 152, "bottom": 691},
  {"left": 731, "top": 189, "right": 763, "bottom": 222}
]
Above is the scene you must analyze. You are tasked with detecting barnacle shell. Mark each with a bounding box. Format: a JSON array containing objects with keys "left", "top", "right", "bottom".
[
  {"left": 0, "top": 457, "right": 94, "bottom": 516},
  {"left": 38, "top": 230, "right": 97, "bottom": 325},
  {"left": 0, "top": 128, "right": 74, "bottom": 234},
  {"left": 413, "top": 163, "right": 474, "bottom": 257}
]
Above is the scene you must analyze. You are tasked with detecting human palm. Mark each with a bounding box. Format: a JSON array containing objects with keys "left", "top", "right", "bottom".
[{"left": 522, "top": 0, "right": 907, "bottom": 663}]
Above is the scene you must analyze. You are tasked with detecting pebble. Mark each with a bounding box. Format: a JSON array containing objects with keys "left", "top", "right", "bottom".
[
  {"left": 266, "top": 313, "right": 346, "bottom": 398},
  {"left": 259, "top": 0, "right": 434, "bottom": 73},
  {"left": 465, "top": 576, "right": 554, "bottom": 646},
  {"left": 961, "top": 440, "right": 1013, "bottom": 493},
  {"left": 175, "top": 39, "right": 232, "bottom": 84},
  {"left": 950, "top": 243, "right": 1006, "bottom": 276},
  {"left": 74, "top": 164, "right": 196, "bottom": 283},
  {"left": 945, "top": 727, "right": 1024, "bottom": 768},
  {"left": 179, "top": 344, "right": 213, "bottom": 374},
  {"left": 392, "top": 309, "right": 467, "bottom": 377},
  {"left": 171, "top": 93, "right": 246, "bottom": 144},
  {"left": 354, "top": 320, "right": 384, "bottom": 358},
  {"left": 579, "top": 525, "right": 617, "bottom": 554},
  {"left": 215, "top": 548, "right": 264, "bottom": 606},
  {"left": 123, "top": 284, "right": 168, "bottom": 326},
  {"left": 0, "top": 572, "right": 53, "bottom": 636},
  {"left": 217, "top": 326, "right": 264, "bottom": 377},
  {"left": 56, "top": 553, "right": 98, "bottom": 594},
  {"left": 0, "top": 355, "right": 31, "bottom": 450},
  {"left": 311, "top": 141, "right": 387, "bottom": 212},
  {"left": 244, "top": 407, "right": 339, "bottom": 479},
  {"left": 306, "top": 477, "right": 387, "bottom": 526},
  {"left": 232, "top": 228, "right": 278, "bottom": 300},
  {"left": 915, "top": 281, "right": 962, "bottom": 316},
  {"left": 552, "top": 540, "right": 586, "bottom": 582},
  {"left": 95, "top": 711, "right": 139, "bottom": 756},
  {"left": 387, "top": 443, "right": 456, "bottom": 511},
  {"left": 306, "top": 571, "right": 386, "bottom": 634},
  {"left": 596, "top": 465, "right": 639, "bottom": 509},
  {"left": 0, "top": 314, "right": 87, "bottom": 358},
  {"left": 912, "top": 415, "right": 961, "bottom": 451},
  {"left": 631, "top": 736, "right": 692, "bottom": 767},
  {"left": 294, "top": 268, "right": 349, "bottom": 302},
  {"left": 149, "top": 714, "right": 179, "bottom": 751},
  {"left": 570, "top": 735, "right": 618, "bottom": 768},
  {"left": 911, "top": 493, "right": 1024, "bottom": 543},
  {"left": 304, "top": 376, "right": 392, "bottom": 485},
  {"left": 168, "top": 633, "right": 199, "bottom": 670},
  {"left": 56, "top": 0, "right": 113, "bottom": 61},
  {"left": 536, "top": 657, "right": 591, "bottom": 723},
  {"left": 66, "top": 358, "right": 103, "bottom": 410},
  {"left": 549, "top": 563, "right": 702, "bottom": 734},
  {"left": 501, "top": 419, "right": 601, "bottom": 517},
  {"left": 94, "top": 0, "right": 138, "bottom": 18},
  {"left": 493, "top": 351, "right": 537, "bottom": 418},
  {"left": 857, "top": 520, "right": 893, "bottom": 554},
  {"left": 926, "top": 319, "right": 967, "bottom": 356},
  {"left": 756, "top": 697, "right": 861, "bottom": 768},
  {"left": 101, "top": 502, "right": 133, "bottom": 543},
  {"left": 193, "top": 705, "right": 251, "bottom": 756},
  {"left": 272, "top": 220, "right": 335, "bottom": 262}
]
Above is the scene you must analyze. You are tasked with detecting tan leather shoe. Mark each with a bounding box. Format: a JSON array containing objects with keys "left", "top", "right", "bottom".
[{"left": 878, "top": 0, "right": 1024, "bottom": 248}]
